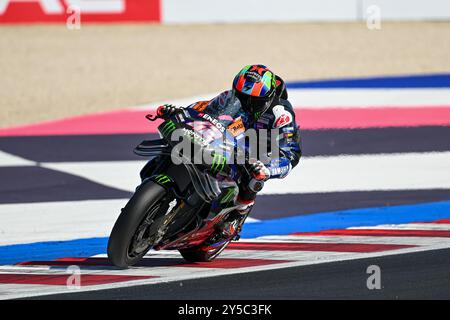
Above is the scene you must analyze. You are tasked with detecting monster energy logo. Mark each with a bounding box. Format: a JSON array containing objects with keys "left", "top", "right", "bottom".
[
  {"left": 220, "top": 188, "right": 236, "bottom": 204},
  {"left": 211, "top": 154, "right": 227, "bottom": 174},
  {"left": 153, "top": 174, "right": 172, "bottom": 184},
  {"left": 160, "top": 120, "right": 176, "bottom": 136}
]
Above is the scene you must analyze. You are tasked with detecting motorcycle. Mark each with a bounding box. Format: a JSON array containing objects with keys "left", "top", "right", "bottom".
[{"left": 107, "top": 93, "right": 265, "bottom": 268}]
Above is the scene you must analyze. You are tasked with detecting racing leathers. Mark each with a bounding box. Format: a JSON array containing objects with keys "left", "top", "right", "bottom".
[
  {"left": 235, "top": 92, "right": 302, "bottom": 205},
  {"left": 158, "top": 80, "right": 301, "bottom": 209}
]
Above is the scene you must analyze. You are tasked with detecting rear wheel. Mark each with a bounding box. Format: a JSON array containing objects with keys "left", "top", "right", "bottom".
[
  {"left": 107, "top": 181, "right": 169, "bottom": 268},
  {"left": 179, "top": 239, "right": 231, "bottom": 262},
  {"left": 179, "top": 211, "right": 248, "bottom": 262}
]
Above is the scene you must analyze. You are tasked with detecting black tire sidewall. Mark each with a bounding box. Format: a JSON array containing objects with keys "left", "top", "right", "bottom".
[{"left": 107, "top": 181, "right": 167, "bottom": 268}]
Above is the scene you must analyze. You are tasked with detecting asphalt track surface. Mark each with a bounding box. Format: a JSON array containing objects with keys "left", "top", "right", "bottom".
[
  {"left": 2, "top": 75, "right": 450, "bottom": 300},
  {"left": 32, "top": 248, "right": 450, "bottom": 300}
]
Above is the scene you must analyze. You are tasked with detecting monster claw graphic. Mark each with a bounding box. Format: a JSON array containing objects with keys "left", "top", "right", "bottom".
[
  {"left": 220, "top": 188, "right": 236, "bottom": 204},
  {"left": 153, "top": 174, "right": 172, "bottom": 185},
  {"left": 160, "top": 120, "right": 176, "bottom": 136},
  {"left": 211, "top": 154, "right": 227, "bottom": 174}
]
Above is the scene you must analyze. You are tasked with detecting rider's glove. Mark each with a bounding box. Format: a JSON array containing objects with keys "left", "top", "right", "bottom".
[
  {"left": 157, "top": 104, "right": 181, "bottom": 118},
  {"left": 249, "top": 160, "right": 271, "bottom": 182}
]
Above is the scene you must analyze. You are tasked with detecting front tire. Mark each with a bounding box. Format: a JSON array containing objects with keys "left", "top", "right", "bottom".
[{"left": 107, "top": 181, "right": 167, "bottom": 268}]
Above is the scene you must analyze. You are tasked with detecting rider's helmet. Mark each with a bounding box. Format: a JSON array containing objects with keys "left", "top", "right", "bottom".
[{"left": 232, "top": 64, "right": 277, "bottom": 120}]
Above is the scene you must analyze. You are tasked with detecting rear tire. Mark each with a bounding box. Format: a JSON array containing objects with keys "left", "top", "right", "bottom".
[
  {"left": 107, "top": 181, "right": 167, "bottom": 268},
  {"left": 179, "top": 240, "right": 231, "bottom": 262}
]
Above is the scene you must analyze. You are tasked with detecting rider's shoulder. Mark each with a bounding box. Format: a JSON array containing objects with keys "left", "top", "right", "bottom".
[
  {"left": 267, "top": 99, "right": 295, "bottom": 129},
  {"left": 268, "top": 97, "right": 294, "bottom": 115},
  {"left": 275, "top": 75, "right": 288, "bottom": 100},
  {"left": 276, "top": 98, "right": 294, "bottom": 113}
]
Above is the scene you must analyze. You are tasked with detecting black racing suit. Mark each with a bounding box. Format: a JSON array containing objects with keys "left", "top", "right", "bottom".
[
  {"left": 167, "top": 76, "right": 301, "bottom": 206},
  {"left": 236, "top": 77, "right": 302, "bottom": 203}
]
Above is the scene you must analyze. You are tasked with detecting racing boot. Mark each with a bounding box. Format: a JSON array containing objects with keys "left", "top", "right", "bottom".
[{"left": 220, "top": 199, "right": 254, "bottom": 241}]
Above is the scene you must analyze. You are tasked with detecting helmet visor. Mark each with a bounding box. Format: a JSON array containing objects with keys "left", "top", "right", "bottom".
[{"left": 234, "top": 90, "right": 273, "bottom": 115}]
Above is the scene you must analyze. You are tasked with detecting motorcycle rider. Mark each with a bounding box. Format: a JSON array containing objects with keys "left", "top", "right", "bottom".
[{"left": 158, "top": 64, "right": 301, "bottom": 238}]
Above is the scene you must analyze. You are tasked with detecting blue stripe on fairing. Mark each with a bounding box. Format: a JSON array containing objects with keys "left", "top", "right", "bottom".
[
  {"left": 1, "top": 200, "right": 450, "bottom": 265},
  {"left": 286, "top": 73, "right": 450, "bottom": 89}
]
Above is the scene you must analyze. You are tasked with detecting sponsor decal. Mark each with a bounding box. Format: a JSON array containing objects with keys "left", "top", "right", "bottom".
[
  {"left": 186, "top": 121, "right": 222, "bottom": 141},
  {"left": 182, "top": 127, "right": 209, "bottom": 147},
  {"left": 0, "top": 0, "right": 160, "bottom": 23},
  {"left": 270, "top": 165, "right": 289, "bottom": 177},
  {"left": 220, "top": 187, "right": 236, "bottom": 204},
  {"left": 201, "top": 113, "right": 226, "bottom": 133},
  {"left": 153, "top": 174, "right": 172, "bottom": 185},
  {"left": 159, "top": 120, "right": 176, "bottom": 136},
  {"left": 275, "top": 114, "right": 291, "bottom": 128},
  {"left": 192, "top": 100, "right": 209, "bottom": 112},
  {"left": 186, "top": 121, "right": 223, "bottom": 140},
  {"left": 211, "top": 153, "right": 227, "bottom": 174},
  {"left": 280, "top": 126, "right": 295, "bottom": 133},
  {"left": 273, "top": 105, "right": 292, "bottom": 128},
  {"left": 227, "top": 118, "right": 245, "bottom": 137}
]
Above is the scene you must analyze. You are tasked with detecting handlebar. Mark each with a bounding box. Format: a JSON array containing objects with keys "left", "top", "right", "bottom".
[
  {"left": 145, "top": 113, "right": 160, "bottom": 121},
  {"left": 145, "top": 105, "right": 172, "bottom": 122}
]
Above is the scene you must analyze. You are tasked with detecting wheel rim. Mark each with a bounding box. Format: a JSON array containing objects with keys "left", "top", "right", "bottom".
[{"left": 127, "top": 202, "right": 163, "bottom": 259}]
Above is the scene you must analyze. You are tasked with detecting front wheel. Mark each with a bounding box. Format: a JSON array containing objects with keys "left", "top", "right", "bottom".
[{"left": 107, "top": 181, "right": 169, "bottom": 268}]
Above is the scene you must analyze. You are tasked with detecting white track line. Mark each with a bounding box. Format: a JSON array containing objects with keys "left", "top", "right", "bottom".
[
  {"left": 288, "top": 89, "right": 450, "bottom": 108},
  {"left": 3, "top": 220, "right": 450, "bottom": 300},
  {"left": 218, "top": 250, "right": 351, "bottom": 261},
  {"left": 2, "top": 242, "right": 450, "bottom": 300},
  {"left": 262, "top": 151, "right": 450, "bottom": 194},
  {"left": 41, "top": 160, "right": 147, "bottom": 193},
  {"left": 0, "top": 199, "right": 259, "bottom": 246},
  {"left": 41, "top": 152, "right": 450, "bottom": 194},
  {"left": 348, "top": 223, "right": 450, "bottom": 230},
  {"left": 253, "top": 235, "right": 450, "bottom": 246},
  {"left": 0, "top": 150, "right": 35, "bottom": 167},
  {"left": 0, "top": 199, "right": 126, "bottom": 246}
]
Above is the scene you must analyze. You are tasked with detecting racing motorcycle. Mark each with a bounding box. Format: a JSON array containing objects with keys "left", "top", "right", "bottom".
[{"left": 107, "top": 94, "right": 266, "bottom": 268}]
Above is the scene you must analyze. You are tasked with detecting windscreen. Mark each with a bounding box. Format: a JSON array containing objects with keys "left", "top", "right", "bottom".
[{"left": 201, "top": 91, "right": 244, "bottom": 127}]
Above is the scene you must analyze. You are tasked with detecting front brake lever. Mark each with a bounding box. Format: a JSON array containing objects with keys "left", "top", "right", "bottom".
[
  {"left": 146, "top": 104, "right": 183, "bottom": 122},
  {"left": 145, "top": 113, "right": 160, "bottom": 122}
]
